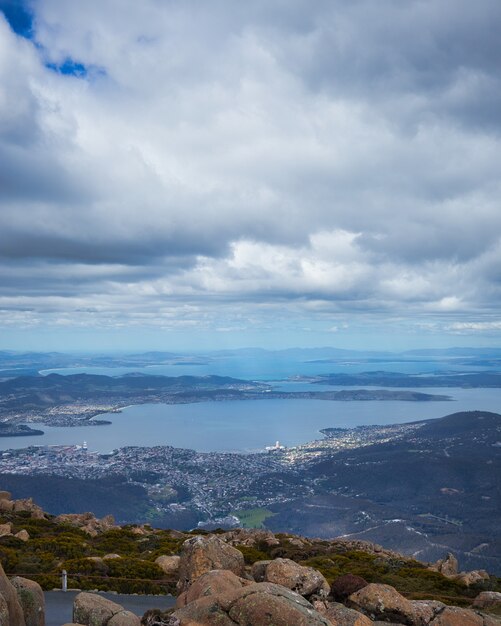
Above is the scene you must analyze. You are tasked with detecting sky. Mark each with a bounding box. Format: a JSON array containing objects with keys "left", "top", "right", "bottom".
[{"left": 0, "top": 0, "right": 501, "bottom": 352}]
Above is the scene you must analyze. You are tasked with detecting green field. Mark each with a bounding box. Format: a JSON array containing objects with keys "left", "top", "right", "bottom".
[{"left": 234, "top": 508, "right": 275, "bottom": 529}]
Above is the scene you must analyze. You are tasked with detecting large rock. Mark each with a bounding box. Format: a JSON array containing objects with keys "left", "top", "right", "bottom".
[
  {"left": 0, "top": 500, "right": 13, "bottom": 513},
  {"left": 56, "top": 513, "right": 115, "bottom": 537},
  {"left": 154, "top": 556, "right": 180, "bottom": 577},
  {"left": 12, "top": 498, "right": 45, "bottom": 519},
  {"left": 141, "top": 610, "right": 180, "bottom": 625},
  {"left": 175, "top": 570, "right": 250, "bottom": 608},
  {"left": 177, "top": 535, "right": 245, "bottom": 592},
  {"left": 11, "top": 577, "right": 45, "bottom": 626},
  {"left": 0, "top": 562, "right": 25, "bottom": 626},
  {"left": 14, "top": 530, "right": 30, "bottom": 542},
  {"left": 263, "top": 558, "right": 330, "bottom": 598},
  {"left": 330, "top": 574, "right": 369, "bottom": 601},
  {"left": 430, "top": 606, "right": 484, "bottom": 625},
  {"left": 0, "top": 524, "right": 12, "bottom": 538},
  {"left": 251, "top": 560, "right": 271, "bottom": 583},
  {"left": 472, "top": 591, "right": 501, "bottom": 610},
  {"left": 432, "top": 553, "right": 459, "bottom": 577},
  {"left": 313, "top": 600, "right": 372, "bottom": 625},
  {"left": 172, "top": 582, "right": 333, "bottom": 626},
  {"left": 348, "top": 582, "right": 433, "bottom": 625},
  {"left": 73, "top": 592, "right": 125, "bottom": 626},
  {"left": 0, "top": 492, "right": 11, "bottom": 501},
  {"left": 456, "top": 570, "right": 490, "bottom": 586}
]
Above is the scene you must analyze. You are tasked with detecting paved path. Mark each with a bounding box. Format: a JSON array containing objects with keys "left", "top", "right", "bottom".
[{"left": 45, "top": 590, "right": 175, "bottom": 626}]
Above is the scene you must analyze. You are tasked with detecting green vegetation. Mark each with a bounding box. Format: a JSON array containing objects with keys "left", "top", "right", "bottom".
[{"left": 234, "top": 508, "right": 275, "bottom": 529}]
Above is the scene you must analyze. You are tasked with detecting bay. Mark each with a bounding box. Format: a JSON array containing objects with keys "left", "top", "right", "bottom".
[{"left": 0, "top": 387, "right": 499, "bottom": 454}]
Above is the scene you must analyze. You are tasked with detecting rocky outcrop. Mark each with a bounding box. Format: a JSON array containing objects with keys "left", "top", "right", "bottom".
[
  {"left": 175, "top": 570, "right": 251, "bottom": 608},
  {"left": 15, "top": 530, "right": 30, "bottom": 542},
  {"left": 56, "top": 513, "right": 116, "bottom": 537},
  {"left": 172, "top": 582, "right": 333, "bottom": 625},
  {"left": 260, "top": 557, "right": 330, "bottom": 599},
  {"left": 348, "top": 582, "right": 442, "bottom": 625},
  {"left": 73, "top": 592, "right": 136, "bottom": 626},
  {"left": 456, "top": 570, "right": 490, "bottom": 586},
  {"left": 223, "top": 528, "right": 280, "bottom": 548},
  {"left": 177, "top": 535, "right": 245, "bottom": 593},
  {"left": 11, "top": 577, "right": 44, "bottom": 626},
  {"left": 0, "top": 561, "right": 26, "bottom": 626},
  {"left": 432, "top": 553, "right": 459, "bottom": 577},
  {"left": 154, "top": 556, "right": 180, "bottom": 577}
]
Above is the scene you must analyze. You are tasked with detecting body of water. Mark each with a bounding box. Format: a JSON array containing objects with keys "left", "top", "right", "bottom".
[{"left": 0, "top": 387, "right": 499, "bottom": 454}]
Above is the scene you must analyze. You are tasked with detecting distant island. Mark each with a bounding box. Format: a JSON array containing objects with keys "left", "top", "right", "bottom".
[{"left": 0, "top": 423, "right": 44, "bottom": 437}]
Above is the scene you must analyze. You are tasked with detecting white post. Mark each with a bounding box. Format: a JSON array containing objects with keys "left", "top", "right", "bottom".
[{"left": 62, "top": 569, "right": 67, "bottom": 592}]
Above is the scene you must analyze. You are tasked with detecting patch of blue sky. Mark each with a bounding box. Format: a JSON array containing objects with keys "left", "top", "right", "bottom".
[
  {"left": 0, "top": 0, "right": 33, "bottom": 38},
  {"left": 45, "top": 59, "right": 107, "bottom": 79}
]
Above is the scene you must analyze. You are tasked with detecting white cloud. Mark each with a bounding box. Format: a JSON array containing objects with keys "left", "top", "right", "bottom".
[{"left": 1, "top": 1, "right": 501, "bottom": 342}]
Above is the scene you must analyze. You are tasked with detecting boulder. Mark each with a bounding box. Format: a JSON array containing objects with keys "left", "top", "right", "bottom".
[
  {"left": 0, "top": 562, "right": 26, "bottom": 626},
  {"left": 330, "top": 574, "right": 369, "bottom": 601},
  {"left": 175, "top": 570, "right": 250, "bottom": 608},
  {"left": 263, "top": 557, "right": 330, "bottom": 598},
  {"left": 0, "top": 523, "right": 12, "bottom": 538},
  {"left": 14, "top": 530, "right": 30, "bottom": 542},
  {"left": 73, "top": 592, "right": 124, "bottom": 626},
  {"left": 222, "top": 528, "right": 280, "bottom": 548},
  {"left": 348, "top": 582, "right": 431, "bottom": 625},
  {"left": 313, "top": 600, "right": 372, "bottom": 625},
  {"left": 177, "top": 535, "right": 245, "bottom": 592},
  {"left": 62, "top": 624, "right": 86, "bottom": 626},
  {"left": 0, "top": 492, "right": 11, "bottom": 501},
  {"left": 12, "top": 498, "right": 45, "bottom": 519},
  {"left": 432, "top": 553, "right": 459, "bottom": 577},
  {"left": 472, "top": 591, "right": 501, "bottom": 610},
  {"left": 108, "top": 610, "right": 141, "bottom": 626},
  {"left": 172, "top": 582, "right": 333, "bottom": 626},
  {"left": 11, "top": 577, "right": 45, "bottom": 626},
  {"left": 251, "top": 560, "right": 271, "bottom": 583},
  {"left": 430, "top": 606, "right": 484, "bottom": 625},
  {"left": 456, "top": 570, "right": 490, "bottom": 586},
  {"left": 0, "top": 500, "right": 14, "bottom": 513},
  {"left": 103, "top": 554, "right": 122, "bottom": 561},
  {"left": 154, "top": 556, "right": 180, "bottom": 577}
]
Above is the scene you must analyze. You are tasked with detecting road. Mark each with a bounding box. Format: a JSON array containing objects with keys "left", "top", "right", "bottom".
[{"left": 45, "top": 590, "right": 176, "bottom": 626}]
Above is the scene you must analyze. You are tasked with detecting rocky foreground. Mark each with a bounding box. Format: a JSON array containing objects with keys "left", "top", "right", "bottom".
[{"left": 0, "top": 492, "right": 500, "bottom": 625}]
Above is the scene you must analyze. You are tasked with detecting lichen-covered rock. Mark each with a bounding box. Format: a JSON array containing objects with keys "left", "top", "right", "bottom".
[
  {"left": 472, "top": 591, "right": 501, "bottom": 610},
  {"left": 177, "top": 535, "right": 245, "bottom": 592},
  {"left": 103, "top": 554, "right": 122, "bottom": 561},
  {"left": 348, "top": 582, "right": 431, "bottom": 625},
  {"left": 0, "top": 593, "right": 10, "bottom": 626},
  {"left": 154, "top": 556, "right": 180, "bottom": 577},
  {"left": 0, "top": 562, "right": 25, "bottom": 626},
  {"left": 108, "top": 610, "right": 141, "bottom": 626},
  {"left": 173, "top": 582, "right": 333, "bottom": 626},
  {"left": 313, "top": 600, "right": 372, "bottom": 625},
  {"left": 175, "top": 570, "right": 250, "bottom": 608},
  {"left": 73, "top": 592, "right": 124, "bottom": 626},
  {"left": 263, "top": 557, "right": 330, "bottom": 598},
  {"left": 429, "top": 606, "right": 484, "bottom": 625},
  {"left": 11, "top": 577, "right": 45, "bottom": 626}
]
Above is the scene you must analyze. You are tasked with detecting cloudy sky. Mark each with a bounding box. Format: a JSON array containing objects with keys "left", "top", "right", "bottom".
[{"left": 1, "top": 0, "right": 500, "bottom": 351}]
